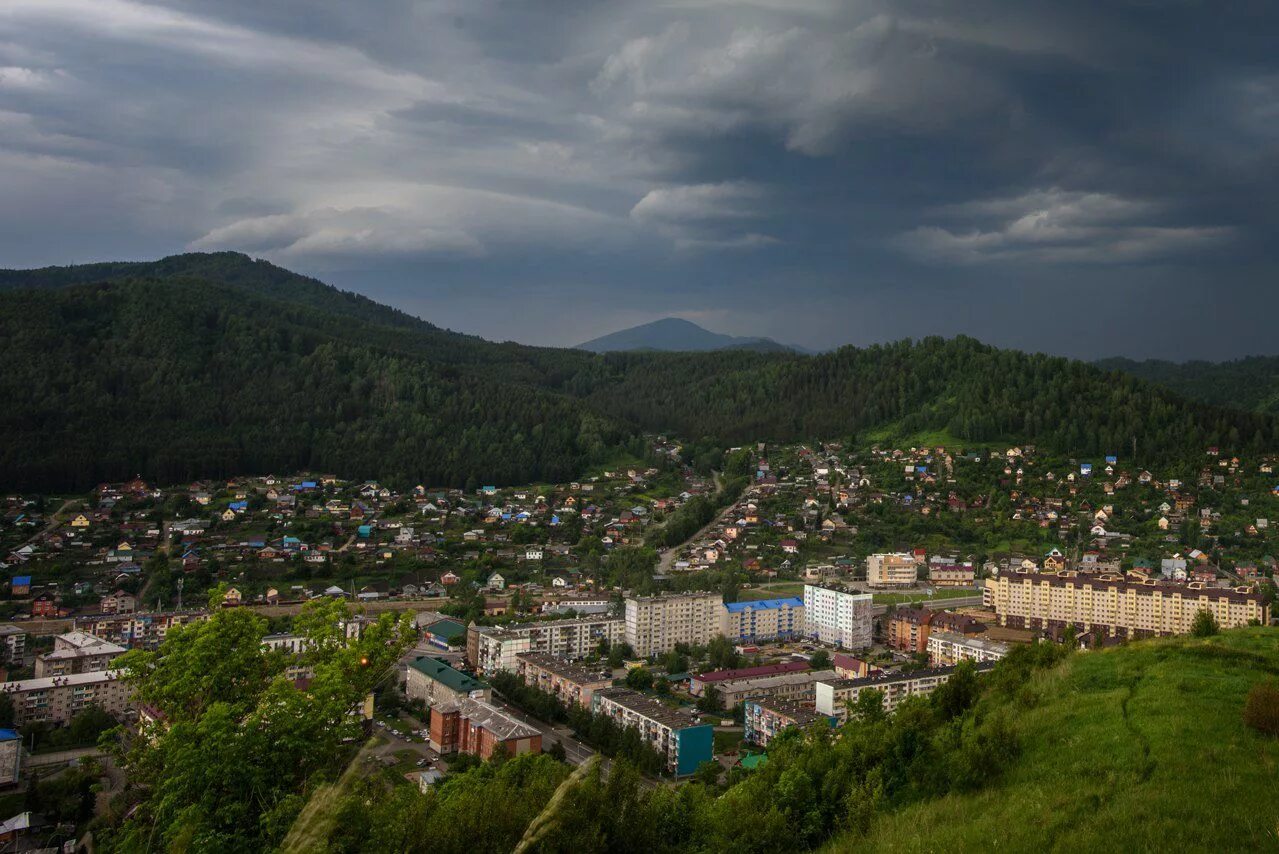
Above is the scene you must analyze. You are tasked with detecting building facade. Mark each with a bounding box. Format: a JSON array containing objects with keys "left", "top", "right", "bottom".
[
  {"left": 33, "top": 632, "right": 126, "bottom": 678},
  {"left": 406, "top": 657, "right": 490, "bottom": 706},
  {"left": 926, "top": 631, "right": 1009, "bottom": 666},
  {"left": 719, "top": 597, "right": 805, "bottom": 643},
  {"left": 428, "top": 697, "right": 542, "bottom": 759},
  {"left": 743, "top": 698, "right": 835, "bottom": 748},
  {"left": 0, "top": 671, "right": 132, "bottom": 726},
  {"left": 0, "top": 627, "right": 25, "bottom": 667},
  {"left": 815, "top": 662, "right": 996, "bottom": 723},
  {"left": 985, "top": 570, "right": 1270, "bottom": 638},
  {"left": 624, "top": 593, "right": 722, "bottom": 658},
  {"left": 803, "top": 585, "right": 873, "bottom": 649},
  {"left": 884, "top": 607, "right": 933, "bottom": 653},
  {"left": 866, "top": 553, "right": 918, "bottom": 588},
  {"left": 515, "top": 653, "right": 613, "bottom": 709},
  {"left": 928, "top": 560, "right": 976, "bottom": 588},
  {"left": 469, "top": 617, "right": 625, "bottom": 674},
  {"left": 709, "top": 668, "right": 838, "bottom": 710},
  {"left": 591, "top": 687, "right": 713, "bottom": 776}
]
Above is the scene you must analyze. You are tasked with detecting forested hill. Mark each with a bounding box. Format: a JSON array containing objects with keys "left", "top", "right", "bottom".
[
  {"left": 2, "top": 252, "right": 1277, "bottom": 490},
  {"left": 1098, "top": 355, "right": 1279, "bottom": 416}
]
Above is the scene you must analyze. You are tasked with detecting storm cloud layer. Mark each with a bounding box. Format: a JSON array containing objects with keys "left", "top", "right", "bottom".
[{"left": 1, "top": 1, "right": 1276, "bottom": 358}]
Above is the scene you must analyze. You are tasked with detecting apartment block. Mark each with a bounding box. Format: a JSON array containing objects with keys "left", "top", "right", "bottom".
[
  {"left": 708, "top": 668, "right": 838, "bottom": 710},
  {"left": 468, "top": 617, "right": 625, "bottom": 674},
  {"left": 624, "top": 592, "right": 722, "bottom": 658},
  {"left": 926, "top": 631, "right": 1009, "bottom": 666},
  {"left": 803, "top": 585, "right": 873, "bottom": 649},
  {"left": 74, "top": 610, "right": 206, "bottom": 648},
  {"left": 719, "top": 597, "right": 805, "bottom": 643},
  {"left": 0, "top": 730, "right": 21, "bottom": 786},
  {"left": 743, "top": 698, "right": 835, "bottom": 748},
  {"left": 815, "top": 662, "right": 996, "bottom": 723},
  {"left": 928, "top": 559, "right": 976, "bottom": 587},
  {"left": 515, "top": 653, "right": 613, "bottom": 709},
  {"left": 591, "top": 687, "right": 713, "bottom": 776},
  {"left": 0, "top": 671, "right": 132, "bottom": 726},
  {"left": 866, "top": 553, "right": 918, "bottom": 588},
  {"left": 885, "top": 607, "right": 933, "bottom": 653},
  {"left": 406, "top": 657, "right": 490, "bottom": 706},
  {"left": 428, "top": 697, "right": 541, "bottom": 759},
  {"left": 34, "top": 632, "right": 127, "bottom": 678},
  {"left": 986, "top": 569, "right": 1270, "bottom": 638},
  {"left": 0, "top": 626, "right": 26, "bottom": 667}
]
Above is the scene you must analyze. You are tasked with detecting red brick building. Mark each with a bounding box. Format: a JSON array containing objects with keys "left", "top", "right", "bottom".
[{"left": 429, "top": 697, "right": 542, "bottom": 760}]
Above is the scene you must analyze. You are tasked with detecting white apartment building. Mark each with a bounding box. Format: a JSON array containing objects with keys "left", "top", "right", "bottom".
[
  {"left": 926, "top": 631, "right": 1009, "bottom": 666},
  {"left": 469, "top": 617, "right": 625, "bottom": 674},
  {"left": 802, "top": 585, "right": 873, "bottom": 649},
  {"left": 866, "top": 553, "right": 918, "bottom": 588},
  {"left": 815, "top": 662, "right": 996, "bottom": 722},
  {"left": 625, "top": 592, "right": 722, "bottom": 658}
]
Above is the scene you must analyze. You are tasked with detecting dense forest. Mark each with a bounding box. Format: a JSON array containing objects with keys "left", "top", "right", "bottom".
[
  {"left": 2, "top": 252, "right": 1277, "bottom": 490},
  {"left": 1098, "top": 355, "right": 1279, "bottom": 416}
]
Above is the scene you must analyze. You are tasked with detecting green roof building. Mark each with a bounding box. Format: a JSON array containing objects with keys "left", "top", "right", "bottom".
[{"left": 406, "top": 656, "right": 490, "bottom": 706}]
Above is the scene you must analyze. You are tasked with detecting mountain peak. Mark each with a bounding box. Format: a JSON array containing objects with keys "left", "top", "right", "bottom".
[{"left": 576, "top": 316, "right": 805, "bottom": 354}]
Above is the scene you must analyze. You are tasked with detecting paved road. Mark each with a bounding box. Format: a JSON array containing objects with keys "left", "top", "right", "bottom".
[{"left": 26, "top": 746, "right": 104, "bottom": 767}]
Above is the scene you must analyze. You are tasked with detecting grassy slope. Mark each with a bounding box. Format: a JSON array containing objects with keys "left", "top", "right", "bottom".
[{"left": 841, "top": 627, "right": 1279, "bottom": 853}]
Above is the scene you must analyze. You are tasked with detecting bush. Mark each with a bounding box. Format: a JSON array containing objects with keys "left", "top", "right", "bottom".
[
  {"left": 1243, "top": 681, "right": 1279, "bottom": 737},
  {"left": 1191, "top": 609, "right": 1219, "bottom": 637}
]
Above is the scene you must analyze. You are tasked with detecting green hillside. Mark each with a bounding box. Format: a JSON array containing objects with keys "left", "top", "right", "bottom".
[
  {"left": 847, "top": 627, "right": 1279, "bottom": 853},
  {"left": 1099, "top": 355, "right": 1279, "bottom": 416},
  {"left": 3, "top": 252, "right": 1279, "bottom": 490}
]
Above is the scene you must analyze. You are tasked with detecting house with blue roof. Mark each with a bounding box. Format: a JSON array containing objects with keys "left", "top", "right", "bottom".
[
  {"left": 10, "top": 577, "right": 31, "bottom": 596},
  {"left": 721, "top": 597, "right": 805, "bottom": 643}
]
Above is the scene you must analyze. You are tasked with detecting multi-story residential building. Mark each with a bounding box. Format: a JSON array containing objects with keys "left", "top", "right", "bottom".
[
  {"left": 74, "top": 610, "right": 206, "bottom": 648},
  {"left": 624, "top": 592, "right": 722, "bottom": 658},
  {"left": 926, "top": 631, "right": 1009, "bottom": 666},
  {"left": 815, "top": 662, "right": 997, "bottom": 722},
  {"left": 0, "top": 626, "right": 26, "bottom": 667},
  {"left": 928, "top": 559, "right": 975, "bottom": 588},
  {"left": 985, "top": 569, "right": 1270, "bottom": 638},
  {"left": 469, "top": 617, "right": 625, "bottom": 674},
  {"left": 719, "top": 597, "right": 805, "bottom": 643},
  {"left": 591, "top": 688, "right": 713, "bottom": 776},
  {"left": 428, "top": 697, "right": 541, "bottom": 759},
  {"left": 803, "top": 585, "right": 872, "bottom": 649},
  {"left": 708, "top": 668, "right": 838, "bottom": 710},
  {"left": 689, "top": 661, "right": 809, "bottom": 697},
  {"left": 743, "top": 698, "right": 835, "bottom": 748},
  {"left": 0, "top": 670, "right": 132, "bottom": 726},
  {"left": 515, "top": 653, "right": 612, "bottom": 709},
  {"left": 0, "top": 729, "right": 21, "bottom": 786},
  {"left": 33, "top": 632, "right": 127, "bottom": 678},
  {"left": 866, "top": 553, "right": 918, "bottom": 588},
  {"left": 885, "top": 607, "right": 933, "bottom": 653},
  {"left": 406, "top": 657, "right": 490, "bottom": 706}
]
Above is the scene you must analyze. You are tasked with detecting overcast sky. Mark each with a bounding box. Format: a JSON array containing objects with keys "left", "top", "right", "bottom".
[{"left": 2, "top": 1, "right": 1276, "bottom": 359}]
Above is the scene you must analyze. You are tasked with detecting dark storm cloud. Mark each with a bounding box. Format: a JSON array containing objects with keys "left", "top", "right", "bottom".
[{"left": 0, "top": 0, "right": 1276, "bottom": 357}]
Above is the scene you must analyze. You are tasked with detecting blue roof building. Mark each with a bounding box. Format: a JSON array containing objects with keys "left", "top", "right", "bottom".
[{"left": 721, "top": 597, "right": 805, "bottom": 643}]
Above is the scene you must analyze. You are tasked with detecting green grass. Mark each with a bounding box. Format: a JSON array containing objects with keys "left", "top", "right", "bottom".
[
  {"left": 836, "top": 627, "right": 1279, "bottom": 852},
  {"left": 713, "top": 730, "right": 744, "bottom": 754},
  {"left": 870, "top": 588, "right": 978, "bottom": 605},
  {"left": 738, "top": 583, "right": 806, "bottom": 600}
]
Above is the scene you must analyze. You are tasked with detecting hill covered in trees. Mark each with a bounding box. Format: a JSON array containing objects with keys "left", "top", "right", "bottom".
[
  {"left": 1098, "top": 355, "right": 1279, "bottom": 416},
  {"left": 2, "top": 252, "right": 1277, "bottom": 491}
]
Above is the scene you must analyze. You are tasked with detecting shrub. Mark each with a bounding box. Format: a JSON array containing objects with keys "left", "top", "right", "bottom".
[
  {"left": 1190, "top": 609, "right": 1219, "bottom": 638},
  {"left": 1243, "top": 681, "right": 1279, "bottom": 737}
]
